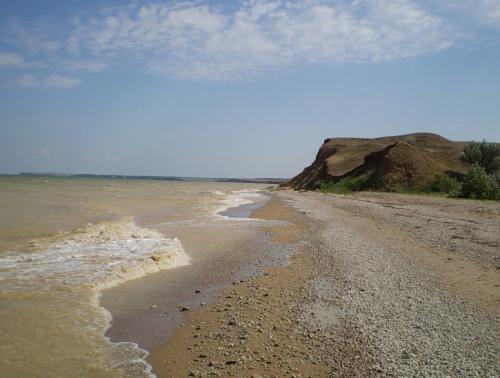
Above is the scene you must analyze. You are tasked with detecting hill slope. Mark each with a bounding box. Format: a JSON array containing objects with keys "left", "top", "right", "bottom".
[{"left": 286, "top": 133, "right": 468, "bottom": 190}]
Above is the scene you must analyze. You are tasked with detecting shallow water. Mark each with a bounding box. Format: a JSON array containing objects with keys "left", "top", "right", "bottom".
[{"left": 0, "top": 175, "right": 269, "bottom": 377}]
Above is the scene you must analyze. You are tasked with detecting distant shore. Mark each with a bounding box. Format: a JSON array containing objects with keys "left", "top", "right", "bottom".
[
  {"left": 144, "top": 190, "right": 499, "bottom": 377},
  {"left": 15, "top": 172, "right": 288, "bottom": 185}
]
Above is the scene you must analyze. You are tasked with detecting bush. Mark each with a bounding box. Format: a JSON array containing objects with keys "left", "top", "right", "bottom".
[
  {"left": 461, "top": 164, "right": 499, "bottom": 200},
  {"left": 319, "top": 175, "right": 370, "bottom": 194},
  {"left": 462, "top": 140, "right": 500, "bottom": 176},
  {"left": 417, "top": 174, "right": 461, "bottom": 196}
]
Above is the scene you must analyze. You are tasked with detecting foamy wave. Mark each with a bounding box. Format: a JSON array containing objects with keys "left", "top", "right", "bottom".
[
  {"left": 0, "top": 218, "right": 191, "bottom": 291},
  {"left": 0, "top": 219, "right": 190, "bottom": 377},
  {"left": 214, "top": 189, "right": 265, "bottom": 219},
  {"left": 108, "top": 341, "right": 155, "bottom": 378}
]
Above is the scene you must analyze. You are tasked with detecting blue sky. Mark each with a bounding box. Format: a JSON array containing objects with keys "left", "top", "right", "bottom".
[{"left": 0, "top": 0, "right": 499, "bottom": 178}]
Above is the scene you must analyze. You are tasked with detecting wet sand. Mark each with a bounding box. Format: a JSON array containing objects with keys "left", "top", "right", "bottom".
[{"left": 148, "top": 197, "right": 331, "bottom": 377}]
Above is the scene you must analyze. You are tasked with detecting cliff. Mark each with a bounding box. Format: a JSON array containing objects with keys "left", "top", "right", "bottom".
[{"left": 285, "top": 133, "right": 468, "bottom": 190}]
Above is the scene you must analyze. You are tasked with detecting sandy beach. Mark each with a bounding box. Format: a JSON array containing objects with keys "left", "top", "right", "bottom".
[{"left": 125, "top": 190, "right": 500, "bottom": 377}]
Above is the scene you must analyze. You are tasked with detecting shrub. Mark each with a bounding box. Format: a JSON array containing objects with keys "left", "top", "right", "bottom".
[
  {"left": 319, "top": 175, "right": 370, "bottom": 194},
  {"left": 461, "top": 164, "right": 499, "bottom": 200},
  {"left": 461, "top": 140, "right": 500, "bottom": 176},
  {"left": 417, "top": 174, "right": 461, "bottom": 196}
]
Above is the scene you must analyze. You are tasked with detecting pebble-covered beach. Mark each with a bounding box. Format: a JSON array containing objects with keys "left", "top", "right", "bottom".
[{"left": 149, "top": 191, "right": 499, "bottom": 377}]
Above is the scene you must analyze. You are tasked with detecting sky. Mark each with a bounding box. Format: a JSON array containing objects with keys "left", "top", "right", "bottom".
[{"left": 0, "top": 0, "right": 499, "bottom": 178}]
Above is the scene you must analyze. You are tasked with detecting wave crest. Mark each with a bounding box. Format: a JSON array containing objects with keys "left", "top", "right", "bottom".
[{"left": 0, "top": 218, "right": 191, "bottom": 291}]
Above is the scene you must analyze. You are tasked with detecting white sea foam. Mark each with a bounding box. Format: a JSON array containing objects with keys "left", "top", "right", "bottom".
[
  {"left": 0, "top": 218, "right": 190, "bottom": 377},
  {"left": 0, "top": 218, "right": 190, "bottom": 292},
  {"left": 104, "top": 340, "right": 156, "bottom": 378},
  {"left": 214, "top": 189, "right": 266, "bottom": 219}
]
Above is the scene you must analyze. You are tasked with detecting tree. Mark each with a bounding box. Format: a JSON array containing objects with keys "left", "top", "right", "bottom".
[
  {"left": 461, "top": 164, "right": 498, "bottom": 200},
  {"left": 461, "top": 140, "right": 500, "bottom": 176}
]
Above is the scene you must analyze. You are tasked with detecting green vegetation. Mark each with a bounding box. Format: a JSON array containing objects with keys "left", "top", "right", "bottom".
[
  {"left": 459, "top": 140, "right": 500, "bottom": 200},
  {"left": 461, "top": 164, "right": 499, "bottom": 200},
  {"left": 416, "top": 174, "right": 461, "bottom": 196},
  {"left": 317, "top": 140, "right": 499, "bottom": 200},
  {"left": 461, "top": 140, "right": 500, "bottom": 176},
  {"left": 319, "top": 175, "right": 370, "bottom": 194}
]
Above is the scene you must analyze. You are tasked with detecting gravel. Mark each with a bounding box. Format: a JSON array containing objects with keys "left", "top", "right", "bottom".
[
  {"left": 279, "top": 191, "right": 499, "bottom": 377},
  {"left": 320, "top": 192, "right": 500, "bottom": 268}
]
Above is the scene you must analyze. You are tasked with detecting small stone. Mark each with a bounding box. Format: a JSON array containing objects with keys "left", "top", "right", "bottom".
[{"left": 180, "top": 306, "right": 191, "bottom": 312}]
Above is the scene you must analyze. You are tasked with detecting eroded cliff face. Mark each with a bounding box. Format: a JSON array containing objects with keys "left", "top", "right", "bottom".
[{"left": 285, "top": 133, "right": 468, "bottom": 190}]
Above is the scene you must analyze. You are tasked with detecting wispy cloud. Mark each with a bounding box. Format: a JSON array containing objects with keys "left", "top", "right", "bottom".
[
  {"left": 14, "top": 73, "right": 81, "bottom": 89},
  {"left": 44, "top": 74, "right": 81, "bottom": 88},
  {"left": 437, "top": 0, "right": 500, "bottom": 30},
  {"left": 0, "top": 51, "right": 25, "bottom": 67},
  {"left": 67, "top": 60, "right": 107, "bottom": 72},
  {"left": 1, "top": 0, "right": 498, "bottom": 83},
  {"left": 64, "top": 0, "right": 456, "bottom": 80},
  {"left": 473, "top": 0, "right": 500, "bottom": 28}
]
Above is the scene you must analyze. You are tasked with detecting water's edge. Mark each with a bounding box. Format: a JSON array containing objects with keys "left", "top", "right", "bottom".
[{"left": 100, "top": 192, "right": 274, "bottom": 377}]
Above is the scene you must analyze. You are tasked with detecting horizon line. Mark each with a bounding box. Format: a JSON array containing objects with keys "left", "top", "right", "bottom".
[{"left": 0, "top": 172, "right": 289, "bottom": 182}]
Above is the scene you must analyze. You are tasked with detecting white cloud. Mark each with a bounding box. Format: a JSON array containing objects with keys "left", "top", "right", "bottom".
[
  {"left": 13, "top": 74, "right": 81, "bottom": 89},
  {"left": 4, "top": 18, "right": 63, "bottom": 55},
  {"left": 0, "top": 51, "right": 25, "bottom": 67},
  {"left": 44, "top": 74, "right": 81, "bottom": 88},
  {"left": 64, "top": 0, "right": 454, "bottom": 80},
  {"left": 2, "top": 0, "right": 497, "bottom": 82},
  {"left": 67, "top": 60, "right": 107, "bottom": 72}
]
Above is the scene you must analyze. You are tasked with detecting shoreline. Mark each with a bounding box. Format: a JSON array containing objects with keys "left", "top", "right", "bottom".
[
  {"left": 101, "top": 192, "right": 290, "bottom": 361},
  {"left": 148, "top": 190, "right": 499, "bottom": 377},
  {"left": 147, "top": 196, "right": 332, "bottom": 377}
]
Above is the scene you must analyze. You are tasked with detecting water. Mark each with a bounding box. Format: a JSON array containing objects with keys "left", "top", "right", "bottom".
[{"left": 0, "top": 175, "right": 269, "bottom": 377}]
